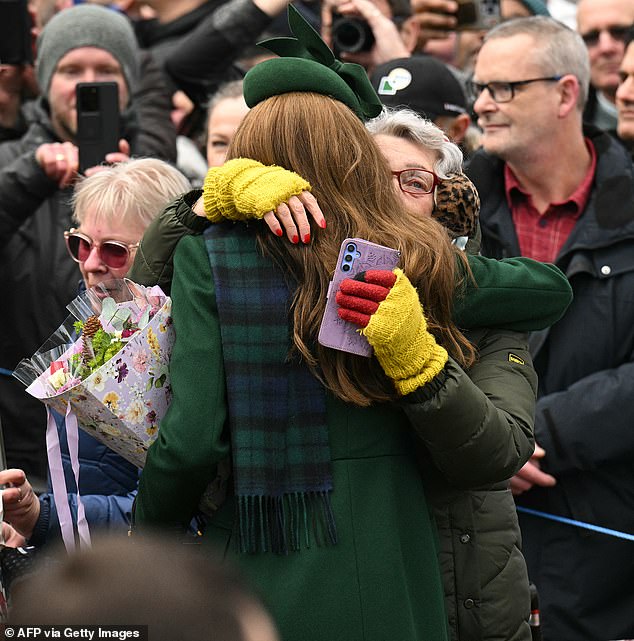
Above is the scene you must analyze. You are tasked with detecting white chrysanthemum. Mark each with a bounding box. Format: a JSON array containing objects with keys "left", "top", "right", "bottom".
[{"left": 125, "top": 399, "right": 145, "bottom": 425}]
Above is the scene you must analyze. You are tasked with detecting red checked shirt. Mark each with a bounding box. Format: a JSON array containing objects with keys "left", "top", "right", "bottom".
[{"left": 504, "top": 140, "right": 597, "bottom": 263}]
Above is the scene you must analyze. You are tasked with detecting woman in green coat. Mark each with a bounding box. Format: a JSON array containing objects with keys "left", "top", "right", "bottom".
[{"left": 135, "top": 8, "right": 540, "bottom": 641}]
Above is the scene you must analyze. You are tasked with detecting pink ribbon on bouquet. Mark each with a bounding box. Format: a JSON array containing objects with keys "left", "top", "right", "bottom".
[{"left": 46, "top": 404, "right": 91, "bottom": 552}]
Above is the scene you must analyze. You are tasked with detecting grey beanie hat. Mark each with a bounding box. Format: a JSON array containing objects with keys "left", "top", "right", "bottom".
[{"left": 36, "top": 5, "right": 139, "bottom": 96}]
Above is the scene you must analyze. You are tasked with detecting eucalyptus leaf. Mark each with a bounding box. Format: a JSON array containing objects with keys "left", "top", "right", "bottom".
[
  {"left": 137, "top": 307, "right": 150, "bottom": 329},
  {"left": 101, "top": 297, "right": 133, "bottom": 332}
]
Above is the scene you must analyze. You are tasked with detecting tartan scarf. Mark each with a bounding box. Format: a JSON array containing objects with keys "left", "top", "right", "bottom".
[{"left": 204, "top": 223, "right": 336, "bottom": 554}]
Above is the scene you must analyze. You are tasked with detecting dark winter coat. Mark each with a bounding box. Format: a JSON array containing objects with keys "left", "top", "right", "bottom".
[
  {"left": 134, "top": 0, "right": 274, "bottom": 106},
  {"left": 406, "top": 326, "right": 537, "bottom": 641},
  {"left": 467, "top": 125, "right": 634, "bottom": 641}
]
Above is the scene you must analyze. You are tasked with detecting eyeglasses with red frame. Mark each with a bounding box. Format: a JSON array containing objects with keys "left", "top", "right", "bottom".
[
  {"left": 391, "top": 168, "right": 441, "bottom": 196},
  {"left": 64, "top": 228, "right": 139, "bottom": 269}
]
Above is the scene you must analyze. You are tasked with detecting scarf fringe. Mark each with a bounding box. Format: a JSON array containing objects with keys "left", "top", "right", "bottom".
[{"left": 238, "top": 491, "right": 337, "bottom": 555}]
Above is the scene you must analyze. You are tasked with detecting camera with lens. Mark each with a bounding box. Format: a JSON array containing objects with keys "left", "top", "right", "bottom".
[{"left": 331, "top": 12, "right": 375, "bottom": 54}]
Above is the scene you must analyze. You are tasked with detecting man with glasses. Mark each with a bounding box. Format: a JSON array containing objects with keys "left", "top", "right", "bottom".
[
  {"left": 466, "top": 15, "right": 634, "bottom": 641},
  {"left": 577, "top": 0, "right": 634, "bottom": 131}
]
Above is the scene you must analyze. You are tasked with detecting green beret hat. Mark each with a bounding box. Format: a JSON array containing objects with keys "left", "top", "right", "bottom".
[{"left": 243, "top": 5, "right": 383, "bottom": 121}]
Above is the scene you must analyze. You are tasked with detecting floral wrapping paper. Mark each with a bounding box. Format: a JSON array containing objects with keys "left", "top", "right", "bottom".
[{"left": 25, "top": 298, "right": 174, "bottom": 468}]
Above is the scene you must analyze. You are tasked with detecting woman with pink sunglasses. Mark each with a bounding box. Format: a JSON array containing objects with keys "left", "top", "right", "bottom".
[{"left": 0, "top": 158, "right": 190, "bottom": 551}]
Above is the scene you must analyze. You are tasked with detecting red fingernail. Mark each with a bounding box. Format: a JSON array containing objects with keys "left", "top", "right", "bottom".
[
  {"left": 292, "top": 234, "right": 299, "bottom": 244},
  {"left": 275, "top": 228, "right": 283, "bottom": 237},
  {"left": 303, "top": 233, "right": 311, "bottom": 244},
  {"left": 319, "top": 219, "right": 327, "bottom": 229}
]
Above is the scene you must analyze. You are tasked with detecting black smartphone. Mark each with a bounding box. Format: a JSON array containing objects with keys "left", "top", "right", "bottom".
[
  {"left": 455, "top": 0, "right": 501, "bottom": 30},
  {"left": 0, "top": 0, "right": 32, "bottom": 65},
  {"left": 76, "top": 81, "right": 120, "bottom": 173}
]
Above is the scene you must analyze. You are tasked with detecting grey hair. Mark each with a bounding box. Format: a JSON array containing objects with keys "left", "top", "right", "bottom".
[
  {"left": 366, "top": 108, "right": 464, "bottom": 178},
  {"left": 483, "top": 16, "right": 591, "bottom": 110},
  {"left": 72, "top": 158, "right": 191, "bottom": 229},
  {"left": 206, "top": 79, "right": 245, "bottom": 121}
]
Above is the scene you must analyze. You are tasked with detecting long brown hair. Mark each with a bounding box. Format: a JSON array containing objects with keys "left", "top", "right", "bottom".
[{"left": 229, "top": 93, "right": 474, "bottom": 406}]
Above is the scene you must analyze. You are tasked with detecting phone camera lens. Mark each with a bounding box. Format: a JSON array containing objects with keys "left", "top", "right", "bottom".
[
  {"left": 342, "top": 264, "right": 351, "bottom": 272},
  {"left": 346, "top": 243, "right": 356, "bottom": 252},
  {"left": 344, "top": 255, "right": 353, "bottom": 262}
]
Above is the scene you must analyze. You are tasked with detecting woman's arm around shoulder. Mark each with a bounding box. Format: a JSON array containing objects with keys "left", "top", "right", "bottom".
[
  {"left": 454, "top": 255, "right": 572, "bottom": 332},
  {"left": 127, "top": 189, "right": 209, "bottom": 293}
]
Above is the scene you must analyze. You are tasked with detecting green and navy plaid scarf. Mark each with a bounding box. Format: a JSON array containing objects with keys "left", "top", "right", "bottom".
[{"left": 204, "top": 223, "right": 336, "bottom": 554}]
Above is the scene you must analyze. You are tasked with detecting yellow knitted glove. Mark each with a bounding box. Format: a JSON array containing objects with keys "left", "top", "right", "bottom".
[
  {"left": 361, "top": 269, "right": 448, "bottom": 396},
  {"left": 202, "top": 158, "right": 311, "bottom": 223}
]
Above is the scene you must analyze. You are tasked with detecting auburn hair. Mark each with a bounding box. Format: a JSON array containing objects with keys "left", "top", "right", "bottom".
[{"left": 229, "top": 92, "right": 475, "bottom": 406}]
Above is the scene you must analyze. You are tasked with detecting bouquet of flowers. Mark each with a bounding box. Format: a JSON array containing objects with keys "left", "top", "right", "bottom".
[
  {"left": 15, "top": 280, "right": 226, "bottom": 547},
  {"left": 14, "top": 279, "right": 174, "bottom": 468}
]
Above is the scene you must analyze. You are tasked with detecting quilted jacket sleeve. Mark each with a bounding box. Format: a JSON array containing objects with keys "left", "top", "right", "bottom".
[
  {"left": 127, "top": 190, "right": 209, "bottom": 294},
  {"left": 401, "top": 327, "right": 537, "bottom": 488}
]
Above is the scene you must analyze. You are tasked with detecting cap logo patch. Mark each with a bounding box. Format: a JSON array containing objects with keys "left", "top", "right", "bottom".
[{"left": 377, "top": 68, "right": 412, "bottom": 96}]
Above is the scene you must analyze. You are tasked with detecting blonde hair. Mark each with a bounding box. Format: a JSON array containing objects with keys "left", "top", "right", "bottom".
[
  {"left": 229, "top": 92, "right": 474, "bottom": 406},
  {"left": 72, "top": 158, "right": 191, "bottom": 229}
]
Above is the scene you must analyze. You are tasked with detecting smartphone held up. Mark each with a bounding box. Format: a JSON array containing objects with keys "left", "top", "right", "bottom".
[
  {"left": 455, "top": 0, "right": 501, "bottom": 30},
  {"left": 318, "top": 238, "right": 401, "bottom": 357},
  {"left": 0, "top": 0, "right": 32, "bottom": 65},
  {"left": 76, "top": 81, "right": 120, "bottom": 173}
]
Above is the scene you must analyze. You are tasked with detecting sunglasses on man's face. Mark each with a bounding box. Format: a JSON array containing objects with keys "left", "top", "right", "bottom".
[
  {"left": 580, "top": 24, "right": 633, "bottom": 48},
  {"left": 64, "top": 229, "right": 139, "bottom": 269}
]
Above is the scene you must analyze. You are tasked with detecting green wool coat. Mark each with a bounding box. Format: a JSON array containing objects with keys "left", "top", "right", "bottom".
[{"left": 135, "top": 234, "right": 540, "bottom": 641}]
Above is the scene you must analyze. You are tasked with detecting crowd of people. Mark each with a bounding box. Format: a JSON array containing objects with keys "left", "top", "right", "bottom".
[{"left": 0, "top": 0, "right": 632, "bottom": 640}]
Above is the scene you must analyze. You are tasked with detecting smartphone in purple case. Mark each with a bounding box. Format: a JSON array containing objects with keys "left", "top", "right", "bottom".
[{"left": 318, "top": 238, "right": 401, "bottom": 357}]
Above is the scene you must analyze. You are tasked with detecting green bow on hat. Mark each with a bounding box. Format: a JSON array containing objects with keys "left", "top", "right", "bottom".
[{"left": 243, "top": 4, "right": 383, "bottom": 121}]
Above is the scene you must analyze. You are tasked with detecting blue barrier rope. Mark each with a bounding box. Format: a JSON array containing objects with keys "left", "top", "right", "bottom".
[
  {"left": 0, "top": 368, "right": 13, "bottom": 377},
  {"left": 517, "top": 506, "right": 634, "bottom": 542}
]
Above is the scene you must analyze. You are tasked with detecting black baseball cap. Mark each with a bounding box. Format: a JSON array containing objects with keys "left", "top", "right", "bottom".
[{"left": 370, "top": 55, "right": 467, "bottom": 120}]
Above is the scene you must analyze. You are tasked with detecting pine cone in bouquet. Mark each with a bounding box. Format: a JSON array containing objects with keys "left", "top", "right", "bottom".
[
  {"left": 73, "top": 308, "right": 128, "bottom": 378},
  {"left": 82, "top": 315, "right": 102, "bottom": 366}
]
